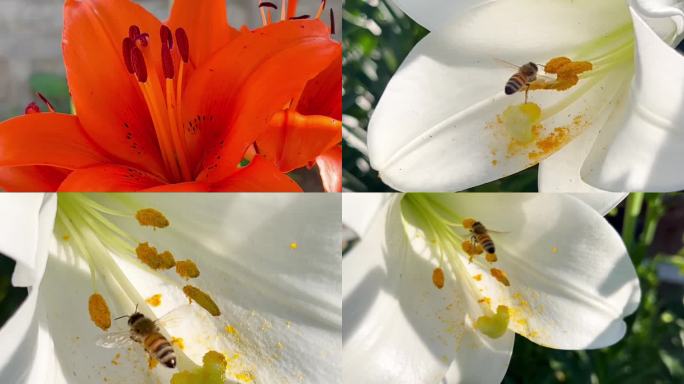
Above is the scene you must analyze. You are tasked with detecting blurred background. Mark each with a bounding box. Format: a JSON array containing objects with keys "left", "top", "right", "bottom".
[
  {"left": 342, "top": 193, "right": 684, "bottom": 383},
  {"left": 342, "top": 0, "right": 684, "bottom": 192},
  {"left": 0, "top": 0, "right": 341, "bottom": 191}
]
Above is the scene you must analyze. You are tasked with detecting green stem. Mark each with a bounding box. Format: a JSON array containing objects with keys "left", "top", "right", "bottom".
[{"left": 621, "top": 193, "right": 643, "bottom": 255}]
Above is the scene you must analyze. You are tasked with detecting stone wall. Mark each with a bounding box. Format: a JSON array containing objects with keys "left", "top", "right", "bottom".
[{"left": 0, "top": 0, "right": 339, "bottom": 117}]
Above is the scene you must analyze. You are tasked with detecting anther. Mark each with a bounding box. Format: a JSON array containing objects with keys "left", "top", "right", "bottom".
[
  {"left": 24, "top": 102, "right": 40, "bottom": 114},
  {"left": 130, "top": 46, "right": 148, "bottom": 83},
  {"left": 129, "top": 25, "right": 141, "bottom": 41},
  {"left": 175, "top": 28, "right": 189, "bottom": 63},
  {"left": 162, "top": 45, "right": 174, "bottom": 79},
  {"left": 122, "top": 37, "right": 135, "bottom": 74},
  {"left": 259, "top": 1, "right": 278, "bottom": 9},
  {"left": 160, "top": 25, "right": 173, "bottom": 49},
  {"left": 330, "top": 9, "right": 335, "bottom": 34},
  {"left": 290, "top": 14, "right": 310, "bottom": 19},
  {"left": 36, "top": 92, "right": 56, "bottom": 112}
]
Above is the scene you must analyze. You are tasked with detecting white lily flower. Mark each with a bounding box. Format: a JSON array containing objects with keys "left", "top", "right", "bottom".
[
  {"left": 368, "top": 0, "right": 684, "bottom": 192},
  {"left": 0, "top": 193, "right": 341, "bottom": 384},
  {"left": 343, "top": 193, "right": 641, "bottom": 383}
]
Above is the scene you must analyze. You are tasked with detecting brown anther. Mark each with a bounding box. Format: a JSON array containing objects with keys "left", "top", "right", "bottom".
[
  {"left": 130, "top": 46, "right": 148, "bottom": 82},
  {"left": 259, "top": 1, "right": 278, "bottom": 9},
  {"left": 432, "top": 267, "right": 445, "bottom": 289},
  {"left": 176, "top": 259, "right": 200, "bottom": 279},
  {"left": 160, "top": 25, "right": 173, "bottom": 49},
  {"left": 138, "top": 33, "right": 150, "bottom": 47},
  {"left": 290, "top": 14, "right": 311, "bottom": 19},
  {"left": 135, "top": 208, "right": 170, "bottom": 228},
  {"left": 175, "top": 28, "right": 189, "bottom": 63},
  {"left": 330, "top": 9, "right": 335, "bottom": 34},
  {"left": 162, "top": 45, "right": 174, "bottom": 79},
  {"left": 122, "top": 37, "right": 135, "bottom": 74},
  {"left": 24, "top": 102, "right": 40, "bottom": 114},
  {"left": 129, "top": 25, "right": 141, "bottom": 41}
]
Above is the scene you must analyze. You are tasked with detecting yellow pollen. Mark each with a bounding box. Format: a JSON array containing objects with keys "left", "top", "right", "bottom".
[
  {"left": 146, "top": 294, "right": 162, "bottom": 307},
  {"left": 473, "top": 274, "right": 483, "bottom": 281},
  {"left": 176, "top": 259, "right": 200, "bottom": 279},
  {"left": 474, "top": 305, "right": 510, "bottom": 339},
  {"left": 135, "top": 208, "right": 170, "bottom": 229},
  {"left": 290, "top": 242, "right": 298, "bottom": 249},
  {"left": 529, "top": 57, "right": 593, "bottom": 92},
  {"left": 502, "top": 102, "right": 542, "bottom": 144},
  {"left": 490, "top": 268, "right": 511, "bottom": 286},
  {"left": 235, "top": 372, "right": 255, "bottom": 383},
  {"left": 171, "top": 337, "right": 185, "bottom": 350},
  {"left": 432, "top": 267, "right": 445, "bottom": 289},
  {"left": 171, "top": 351, "right": 227, "bottom": 384},
  {"left": 62, "top": 234, "right": 70, "bottom": 241},
  {"left": 478, "top": 297, "right": 491, "bottom": 305},
  {"left": 462, "top": 218, "right": 476, "bottom": 229},
  {"left": 225, "top": 325, "right": 239, "bottom": 336},
  {"left": 528, "top": 127, "right": 570, "bottom": 161},
  {"left": 183, "top": 285, "right": 221, "bottom": 316},
  {"left": 485, "top": 253, "right": 498, "bottom": 263},
  {"left": 88, "top": 293, "right": 111, "bottom": 331},
  {"left": 148, "top": 355, "right": 158, "bottom": 369},
  {"left": 136, "top": 243, "right": 176, "bottom": 270},
  {"left": 551, "top": 246, "right": 559, "bottom": 254}
]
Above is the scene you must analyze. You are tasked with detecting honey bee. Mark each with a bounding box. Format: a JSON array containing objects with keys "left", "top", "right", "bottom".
[
  {"left": 504, "top": 62, "right": 539, "bottom": 103},
  {"left": 97, "top": 306, "right": 183, "bottom": 368},
  {"left": 463, "top": 219, "right": 495, "bottom": 256}
]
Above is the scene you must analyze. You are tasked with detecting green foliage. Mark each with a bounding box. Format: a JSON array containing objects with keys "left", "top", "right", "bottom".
[
  {"left": 504, "top": 193, "right": 684, "bottom": 383},
  {"left": 28, "top": 73, "right": 70, "bottom": 114}
]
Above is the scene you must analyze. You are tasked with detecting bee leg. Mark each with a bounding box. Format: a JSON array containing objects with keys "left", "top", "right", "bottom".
[{"left": 524, "top": 85, "right": 530, "bottom": 104}]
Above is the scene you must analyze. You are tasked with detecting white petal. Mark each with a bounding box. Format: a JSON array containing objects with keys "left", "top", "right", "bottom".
[
  {"left": 437, "top": 193, "right": 640, "bottom": 349},
  {"left": 582, "top": 9, "right": 684, "bottom": 192},
  {"left": 440, "top": 330, "right": 514, "bottom": 384},
  {"left": 369, "top": 0, "right": 631, "bottom": 191},
  {"left": 391, "top": 0, "right": 490, "bottom": 31},
  {"left": 342, "top": 193, "right": 390, "bottom": 238},
  {"left": 0, "top": 194, "right": 46, "bottom": 286},
  {"left": 632, "top": 0, "right": 684, "bottom": 42},
  {"left": 42, "top": 194, "right": 341, "bottom": 383},
  {"left": 343, "top": 197, "right": 514, "bottom": 384}
]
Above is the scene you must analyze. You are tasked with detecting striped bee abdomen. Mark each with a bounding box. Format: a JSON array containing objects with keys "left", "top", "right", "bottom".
[
  {"left": 505, "top": 74, "right": 527, "bottom": 95},
  {"left": 144, "top": 333, "right": 176, "bottom": 368},
  {"left": 476, "top": 234, "right": 496, "bottom": 254}
]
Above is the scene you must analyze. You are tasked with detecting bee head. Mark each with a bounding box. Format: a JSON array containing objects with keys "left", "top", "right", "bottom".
[{"left": 128, "top": 312, "right": 145, "bottom": 326}]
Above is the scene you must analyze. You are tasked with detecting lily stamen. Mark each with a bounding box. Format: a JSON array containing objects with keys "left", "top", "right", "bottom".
[{"left": 315, "top": 0, "right": 327, "bottom": 19}]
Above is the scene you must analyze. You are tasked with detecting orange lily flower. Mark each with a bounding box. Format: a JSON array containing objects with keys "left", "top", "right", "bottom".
[{"left": 0, "top": 0, "right": 341, "bottom": 192}]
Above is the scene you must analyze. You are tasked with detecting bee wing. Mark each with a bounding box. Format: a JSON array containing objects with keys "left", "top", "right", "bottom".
[
  {"left": 492, "top": 58, "right": 521, "bottom": 70},
  {"left": 155, "top": 304, "right": 194, "bottom": 329},
  {"left": 487, "top": 229, "right": 511, "bottom": 234},
  {"left": 96, "top": 330, "right": 135, "bottom": 349}
]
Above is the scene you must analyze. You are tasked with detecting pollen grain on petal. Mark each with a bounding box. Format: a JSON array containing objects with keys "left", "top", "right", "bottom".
[
  {"left": 432, "top": 267, "right": 445, "bottom": 289},
  {"left": 135, "top": 208, "right": 170, "bottom": 228},
  {"left": 176, "top": 259, "right": 200, "bottom": 280},
  {"left": 171, "top": 337, "right": 185, "bottom": 350},
  {"left": 88, "top": 293, "right": 112, "bottom": 331},
  {"left": 183, "top": 285, "right": 221, "bottom": 316},
  {"left": 146, "top": 294, "right": 162, "bottom": 307}
]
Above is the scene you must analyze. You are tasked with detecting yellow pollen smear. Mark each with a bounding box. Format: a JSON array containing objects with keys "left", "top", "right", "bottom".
[
  {"left": 135, "top": 208, "right": 170, "bottom": 229},
  {"left": 236, "top": 372, "right": 256, "bottom": 383},
  {"left": 136, "top": 243, "right": 176, "bottom": 270},
  {"left": 290, "top": 242, "right": 298, "bottom": 250},
  {"left": 490, "top": 268, "right": 511, "bottom": 286},
  {"left": 474, "top": 305, "right": 510, "bottom": 339},
  {"left": 473, "top": 274, "right": 483, "bottom": 281},
  {"left": 501, "top": 103, "right": 542, "bottom": 144},
  {"left": 176, "top": 259, "right": 200, "bottom": 279},
  {"left": 478, "top": 297, "right": 491, "bottom": 305},
  {"left": 485, "top": 253, "right": 498, "bottom": 263},
  {"left": 225, "top": 325, "right": 239, "bottom": 336},
  {"left": 171, "top": 337, "right": 185, "bottom": 350},
  {"left": 88, "top": 293, "right": 111, "bottom": 331},
  {"left": 171, "top": 351, "right": 227, "bottom": 384},
  {"left": 432, "top": 267, "right": 445, "bottom": 289},
  {"left": 146, "top": 294, "right": 162, "bottom": 307},
  {"left": 183, "top": 285, "right": 221, "bottom": 316},
  {"left": 148, "top": 355, "right": 158, "bottom": 369},
  {"left": 62, "top": 234, "right": 70, "bottom": 241}
]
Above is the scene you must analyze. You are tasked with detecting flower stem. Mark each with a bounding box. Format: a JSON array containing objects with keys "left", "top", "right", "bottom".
[{"left": 621, "top": 192, "right": 643, "bottom": 255}]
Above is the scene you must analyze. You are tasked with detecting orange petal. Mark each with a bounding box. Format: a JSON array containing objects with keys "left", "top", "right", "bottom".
[
  {"left": 0, "top": 166, "right": 70, "bottom": 192},
  {"left": 142, "top": 182, "right": 210, "bottom": 192},
  {"left": 315, "top": 146, "right": 342, "bottom": 192},
  {"left": 256, "top": 110, "right": 341, "bottom": 172},
  {"left": 167, "top": 0, "right": 239, "bottom": 67},
  {"left": 58, "top": 164, "right": 166, "bottom": 191},
  {"left": 181, "top": 19, "right": 341, "bottom": 183},
  {"left": 298, "top": 54, "right": 341, "bottom": 119},
  {"left": 63, "top": 0, "right": 166, "bottom": 178},
  {"left": 210, "top": 156, "right": 302, "bottom": 192},
  {"left": 0, "top": 113, "right": 111, "bottom": 169}
]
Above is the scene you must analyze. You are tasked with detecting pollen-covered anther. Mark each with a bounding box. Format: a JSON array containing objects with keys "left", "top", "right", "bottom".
[
  {"left": 136, "top": 242, "right": 176, "bottom": 270},
  {"left": 474, "top": 305, "right": 510, "bottom": 339},
  {"left": 432, "top": 267, "right": 445, "bottom": 289},
  {"left": 485, "top": 253, "right": 498, "bottom": 263},
  {"left": 530, "top": 57, "right": 593, "bottom": 92},
  {"left": 135, "top": 208, "right": 170, "bottom": 228},
  {"left": 88, "top": 293, "right": 112, "bottom": 331},
  {"left": 176, "top": 259, "right": 200, "bottom": 280},
  {"left": 490, "top": 268, "right": 510, "bottom": 286},
  {"left": 183, "top": 285, "right": 221, "bottom": 316},
  {"left": 175, "top": 28, "right": 189, "bottom": 63}
]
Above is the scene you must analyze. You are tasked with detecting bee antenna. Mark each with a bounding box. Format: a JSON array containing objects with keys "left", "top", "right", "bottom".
[
  {"left": 536, "top": 62, "right": 546, "bottom": 68},
  {"left": 134, "top": 304, "right": 139, "bottom": 313},
  {"left": 113, "top": 314, "right": 130, "bottom": 321}
]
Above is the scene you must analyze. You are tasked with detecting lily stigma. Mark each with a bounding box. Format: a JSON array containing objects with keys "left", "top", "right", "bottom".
[
  {"left": 0, "top": 0, "right": 341, "bottom": 192},
  {"left": 56, "top": 194, "right": 234, "bottom": 377},
  {"left": 367, "top": 0, "right": 684, "bottom": 192}
]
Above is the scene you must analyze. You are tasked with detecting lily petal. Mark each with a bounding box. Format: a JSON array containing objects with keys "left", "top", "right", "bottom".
[
  {"left": 341, "top": 193, "right": 389, "bottom": 238},
  {"left": 0, "top": 114, "right": 110, "bottom": 171},
  {"left": 57, "top": 165, "right": 166, "bottom": 192},
  {"left": 210, "top": 156, "right": 302, "bottom": 192},
  {"left": 344, "top": 196, "right": 513, "bottom": 383},
  {"left": 182, "top": 20, "right": 340, "bottom": 182},
  {"left": 0, "top": 166, "right": 69, "bottom": 192},
  {"left": 582, "top": 9, "right": 684, "bottom": 191},
  {"left": 368, "top": 0, "right": 632, "bottom": 191},
  {"left": 438, "top": 193, "right": 641, "bottom": 349},
  {"left": 167, "top": 0, "right": 240, "bottom": 67},
  {"left": 63, "top": 0, "right": 167, "bottom": 178},
  {"left": 391, "top": 0, "right": 491, "bottom": 31},
  {"left": 142, "top": 182, "right": 211, "bottom": 192},
  {"left": 316, "top": 146, "right": 343, "bottom": 193},
  {"left": 632, "top": 0, "right": 684, "bottom": 41}
]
